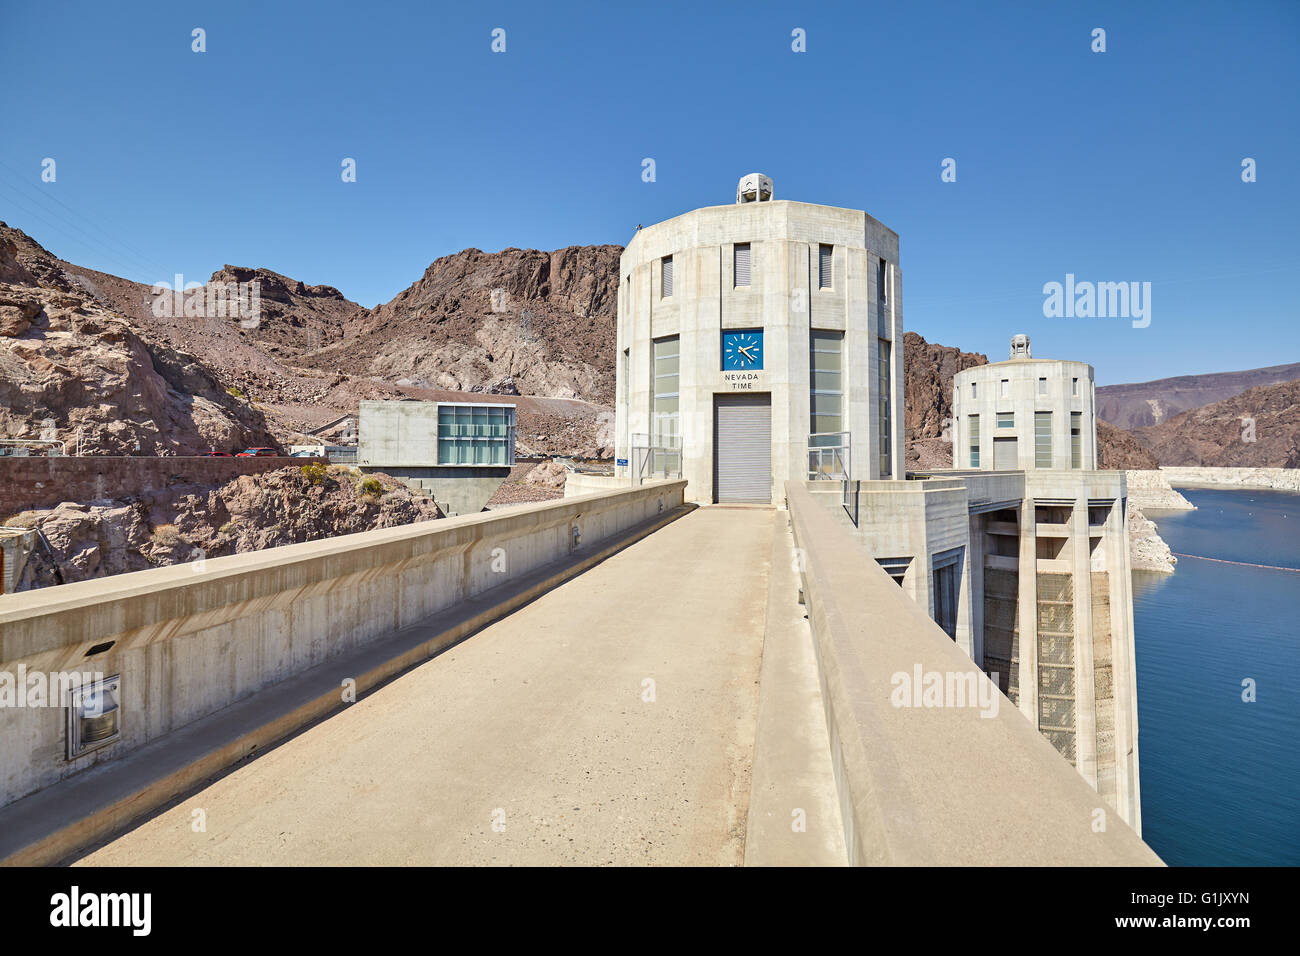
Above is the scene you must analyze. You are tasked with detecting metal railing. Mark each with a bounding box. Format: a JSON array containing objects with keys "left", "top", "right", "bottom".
[
  {"left": 0, "top": 440, "right": 63, "bottom": 458},
  {"left": 808, "top": 431, "right": 851, "bottom": 481},
  {"left": 630, "top": 433, "right": 681, "bottom": 482}
]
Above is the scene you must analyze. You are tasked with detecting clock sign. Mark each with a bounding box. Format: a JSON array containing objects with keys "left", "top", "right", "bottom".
[{"left": 722, "top": 330, "right": 764, "bottom": 371}]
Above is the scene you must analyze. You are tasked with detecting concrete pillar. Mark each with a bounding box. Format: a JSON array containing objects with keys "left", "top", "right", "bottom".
[
  {"left": 1071, "top": 491, "right": 1098, "bottom": 789},
  {"left": 1017, "top": 500, "right": 1038, "bottom": 726},
  {"left": 1108, "top": 494, "right": 1142, "bottom": 833}
]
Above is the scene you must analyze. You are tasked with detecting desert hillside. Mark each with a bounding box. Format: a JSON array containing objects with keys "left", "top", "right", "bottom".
[
  {"left": 1132, "top": 379, "right": 1300, "bottom": 467},
  {"left": 4, "top": 218, "right": 1294, "bottom": 473},
  {"left": 1097, "top": 362, "right": 1300, "bottom": 429}
]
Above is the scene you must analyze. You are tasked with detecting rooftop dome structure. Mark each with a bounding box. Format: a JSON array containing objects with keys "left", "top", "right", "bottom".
[{"left": 736, "top": 173, "right": 774, "bottom": 204}]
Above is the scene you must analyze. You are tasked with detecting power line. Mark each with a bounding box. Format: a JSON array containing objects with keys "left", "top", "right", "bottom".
[
  {"left": 0, "top": 160, "right": 172, "bottom": 278},
  {"left": 0, "top": 182, "right": 155, "bottom": 282}
]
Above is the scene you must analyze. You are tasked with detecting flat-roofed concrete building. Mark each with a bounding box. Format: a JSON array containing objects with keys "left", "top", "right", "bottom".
[
  {"left": 357, "top": 400, "right": 516, "bottom": 515},
  {"left": 614, "top": 174, "right": 904, "bottom": 504}
]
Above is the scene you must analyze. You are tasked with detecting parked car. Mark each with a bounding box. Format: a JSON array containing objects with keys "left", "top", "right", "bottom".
[
  {"left": 202, "top": 450, "right": 233, "bottom": 457},
  {"left": 289, "top": 450, "right": 316, "bottom": 457},
  {"left": 235, "top": 447, "right": 279, "bottom": 457}
]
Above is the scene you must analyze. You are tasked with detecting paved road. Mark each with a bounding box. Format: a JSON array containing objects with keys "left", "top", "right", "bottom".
[{"left": 76, "top": 507, "right": 775, "bottom": 866}]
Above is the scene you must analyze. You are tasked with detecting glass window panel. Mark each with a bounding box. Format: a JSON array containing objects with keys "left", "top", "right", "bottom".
[
  {"left": 811, "top": 393, "right": 841, "bottom": 416},
  {"left": 810, "top": 348, "right": 841, "bottom": 372},
  {"left": 812, "top": 369, "right": 841, "bottom": 391},
  {"left": 812, "top": 414, "right": 842, "bottom": 434},
  {"left": 653, "top": 336, "right": 678, "bottom": 360},
  {"left": 654, "top": 396, "right": 679, "bottom": 415}
]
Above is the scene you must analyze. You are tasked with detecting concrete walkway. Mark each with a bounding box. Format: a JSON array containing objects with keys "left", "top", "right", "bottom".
[{"left": 75, "top": 507, "right": 783, "bottom": 866}]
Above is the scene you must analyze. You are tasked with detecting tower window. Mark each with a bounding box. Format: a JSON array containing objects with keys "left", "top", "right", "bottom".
[
  {"left": 734, "top": 243, "right": 751, "bottom": 287},
  {"left": 661, "top": 256, "right": 673, "bottom": 297},
  {"left": 1035, "top": 411, "right": 1053, "bottom": 468},
  {"left": 818, "top": 244, "right": 833, "bottom": 289},
  {"left": 1071, "top": 412, "right": 1082, "bottom": 468}
]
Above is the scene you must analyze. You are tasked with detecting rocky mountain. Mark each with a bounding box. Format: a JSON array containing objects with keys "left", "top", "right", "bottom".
[
  {"left": 1131, "top": 379, "right": 1300, "bottom": 467},
  {"left": 1097, "top": 362, "right": 1300, "bottom": 429},
  {"left": 903, "top": 332, "right": 988, "bottom": 442},
  {"left": 1, "top": 232, "right": 277, "bottom": 455},
  {"left": 324, "top": 245, "right": 621, "bottom": 403},
  {"left": 1, "top": 221, "right": 616, "bottom": 457},
  {"left": 8, "top": 216, "right": 1290, "bottom": 475},
  {"left": 1097, "top": 420, "right": 1160, "bottom": 470},
  {"left": 6, "top": 465, "right": 441, "bottom": 591}
]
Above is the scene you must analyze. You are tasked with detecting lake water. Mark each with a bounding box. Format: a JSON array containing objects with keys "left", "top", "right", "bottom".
[{"left": 1132, "top": 486, "right": 1300, "bottom": 866}]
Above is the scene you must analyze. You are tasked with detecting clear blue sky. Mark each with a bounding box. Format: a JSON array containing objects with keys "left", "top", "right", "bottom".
[{"left": 2, "top": 0, "right": 1296, "bottom": 386}]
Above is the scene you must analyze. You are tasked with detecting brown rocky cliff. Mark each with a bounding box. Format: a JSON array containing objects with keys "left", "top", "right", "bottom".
[
  {"left": 0, "top": 281, "right": 278, "bottom": 454},
  {"left": 332, "top": 245, "right": 622, "bottom": 403},
  {"left": 903, "top": 331, "right": 988, "bottom": 443},
  {"left": 1097, "top": 420, "right": 1160, "bottom": 469},
  {"left": 6, "top": 465, "right": 441, "bottom": 591}
]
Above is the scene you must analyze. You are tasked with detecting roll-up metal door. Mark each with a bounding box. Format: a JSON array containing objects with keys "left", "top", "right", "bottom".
[
  {"left": 713, "top": 393, "right": 772, "bottom": 503},
  {"left": 994, "top": 436, "right": 1018, "bottom": 470}
]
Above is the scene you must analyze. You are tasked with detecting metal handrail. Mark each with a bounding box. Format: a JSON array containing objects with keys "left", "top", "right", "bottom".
[
  {"left": 630, "top": 438, "right": 681, "bottom": 482},
  {"left": 808, "top": 431, "right": 850, "bottom": 481}
]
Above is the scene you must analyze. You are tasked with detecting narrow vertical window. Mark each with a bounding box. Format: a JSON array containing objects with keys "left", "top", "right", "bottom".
[
  {"left": 999, "top": 378, "right": 1009, "bottom": 399},
  {"left": 653, "top": 336, "right": 680, "bottom": 471},
  {"left": 879, "top": 338, "right": 892, "bottom": 477},
  {"left": 809, "top": 329, "right": 843, "bottom": 442},
  {"left": 818, "top": 244, "right": 833, "bottom": 289},
  {"left": 971, "top": 381, "right": 977, "bottom": 398},
  {"left": 1072, "top": 377, "right": 1079, "bottom": 396},
  {"left": 661, "top": 256, "right": 673, "bottom": 298},
  {"left": 878, "top": 258, "right": 889, "bottom": 306},
  {"left": 733, "top": 243, "right": 751, "bottom": 287},
  {"left": 1038, "top": 376, "right": 1048, "bottom": 396},
  {"left": 1035, "top": 411, "right": 1053, "bottom": 468},
  {"left": 1071, "top": 412, "right": 1082, "bottom": 469},
  {"left": 969, "top": 414, "right": 980, "bottom": 468}
]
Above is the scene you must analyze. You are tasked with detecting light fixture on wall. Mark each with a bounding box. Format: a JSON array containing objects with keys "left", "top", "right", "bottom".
[{"left": 67, "top": 675, "right": 121, "bottom": 759}]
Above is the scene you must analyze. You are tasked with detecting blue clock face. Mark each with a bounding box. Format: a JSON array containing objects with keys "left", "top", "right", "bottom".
[{"left": 722, "top": 330, "right": 764, "bottom": 370}]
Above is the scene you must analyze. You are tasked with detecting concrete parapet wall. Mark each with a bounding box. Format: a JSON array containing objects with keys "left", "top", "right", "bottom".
[
  {"left": 564, "top": 474, "right": 680, "bottom": 498},
  {"left": 0, "top": 480, "right": 686, "bottom": 809},
  {"left": 785, "top": 481, "right": 1160, "bottom": 865},
  {"left": 0, "top": 456, "right": 324, "bottom": 517}
]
